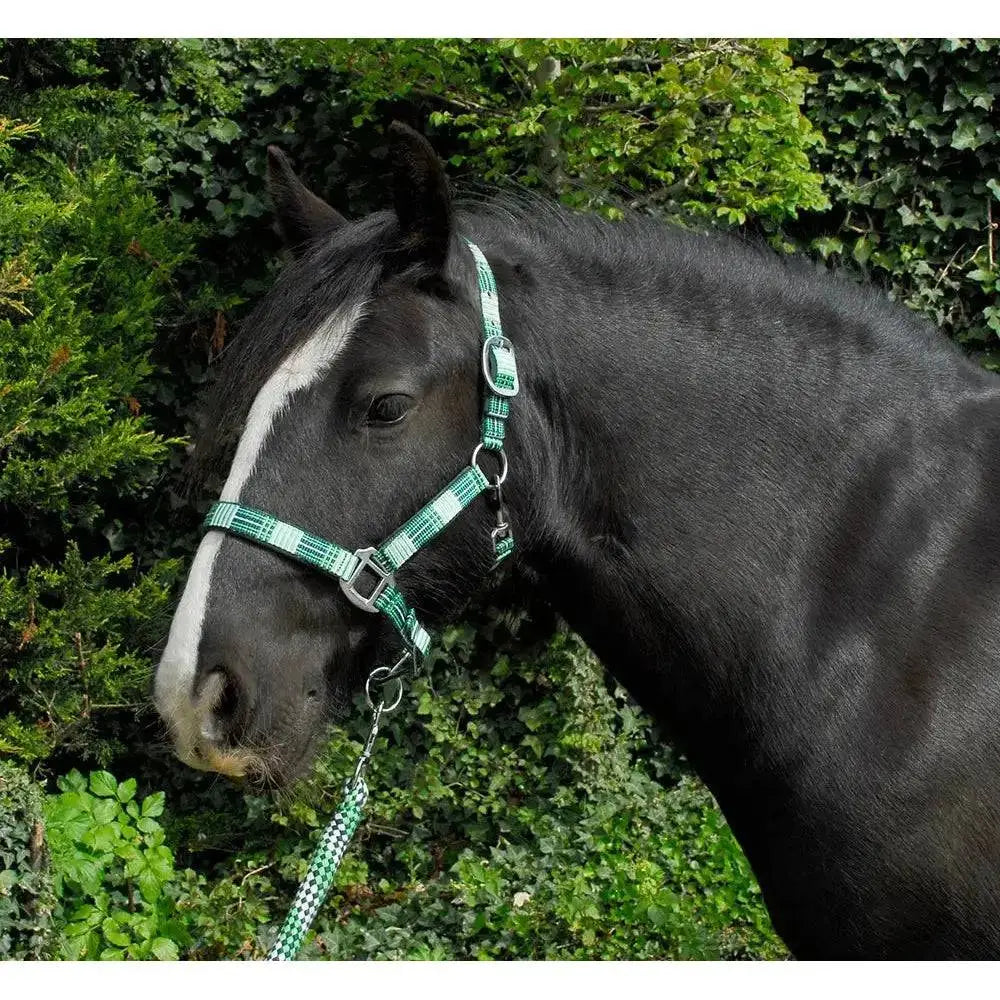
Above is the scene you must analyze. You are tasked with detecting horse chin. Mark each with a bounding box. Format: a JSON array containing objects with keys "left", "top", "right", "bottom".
[{"left": 211, "top": 730, "right": 323, "bottom": 792}]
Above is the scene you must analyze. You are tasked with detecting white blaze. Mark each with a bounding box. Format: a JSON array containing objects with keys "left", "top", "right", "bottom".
[{"left": 154, "top": 303, "right": 364, "bottom": 758}]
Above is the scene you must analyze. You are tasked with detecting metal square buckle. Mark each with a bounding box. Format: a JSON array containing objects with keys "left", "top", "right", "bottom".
[
  {"left": 482, "top": 335, "right": 519, "bottom": 397},
  {"left": 340, "top": 547, "right": 395, "bottom": 612}
]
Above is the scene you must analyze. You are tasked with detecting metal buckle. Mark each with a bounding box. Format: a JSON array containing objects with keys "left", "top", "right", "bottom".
[
  {"left": 482, "top": 335, "right": 518, "bottom": 397},
  {"left": 486, "top": 475, "right": 513, "bottom": 562},
  {"left": 339, "top": 546, "right": 395, "bottom": 613}
]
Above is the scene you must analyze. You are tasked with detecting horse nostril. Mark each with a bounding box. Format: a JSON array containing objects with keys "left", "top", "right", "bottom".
[
  {"left": 200, "top": 666, "right": 247, "bottom": 747},
  {"left": 216, "top": 668, "right": 240, "bottom": 720}
]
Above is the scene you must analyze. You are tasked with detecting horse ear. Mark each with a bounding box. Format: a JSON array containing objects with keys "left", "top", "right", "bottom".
[
  {"left": 266, "top": 145, "right": 346, "bottom": 256},
  {"left": 388, "top": 121, "right": 452, "bottom": 273}
]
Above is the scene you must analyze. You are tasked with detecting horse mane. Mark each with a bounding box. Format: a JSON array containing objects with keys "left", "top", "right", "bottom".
[{"left": 462, "top": 189, "right": 946, "bottom": 353}]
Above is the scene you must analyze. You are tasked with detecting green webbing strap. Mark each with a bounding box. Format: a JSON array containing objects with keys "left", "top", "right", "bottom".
[
  {"left": 465, "top": 239, "right": 517, "bottom": 451},
  {"left": 266, "top": 777, "right": 368, "bottom": 961},
  {"left": 493, "top": 534, "right": 515, "bottom": 563},
  {"left": 203, "top": 500, "right": 358, "bottom": 579},
  {"left": 378, "top": 465, "right": 489, "bottom": 571},
  {"left": 372, "top": 584, "right": 430, "bottom": 653},
  {"left": 203, "top": 500, "right": 433, "bottom": 655}
]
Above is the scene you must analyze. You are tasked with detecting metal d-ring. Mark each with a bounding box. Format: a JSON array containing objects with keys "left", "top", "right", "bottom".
[
  {"left": 365, "top": 663, "right": 405, "bottom": 713},
  {"left": 471, "top": 442, "right": 508, "bottom": 485}
]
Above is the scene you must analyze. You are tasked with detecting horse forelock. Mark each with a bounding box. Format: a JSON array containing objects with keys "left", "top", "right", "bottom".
[{"left": 186, "top": 212, "right": 397, "bottom": 494}]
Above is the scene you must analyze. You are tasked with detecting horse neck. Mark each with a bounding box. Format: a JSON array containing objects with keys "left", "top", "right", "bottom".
[{"left": 489, "top": 219, "right": 992, "bottom": 777}]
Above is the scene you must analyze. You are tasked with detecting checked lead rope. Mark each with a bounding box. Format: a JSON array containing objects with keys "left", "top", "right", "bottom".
[
  {"left": 202, "top": 239, "right": 518, "bottom": 960},
  {"left": 265, "top": 665, "right": 402, "bottom": 961},
  {"left": 266, "top": 663, "right": 406, "bottom": 961}
]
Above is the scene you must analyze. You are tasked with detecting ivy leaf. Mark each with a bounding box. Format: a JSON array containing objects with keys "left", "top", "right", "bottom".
[
  {"left": 951, "top": 118, "right": 984, "bottom": 150},
  {"left": 63, "top": 920, "right": 96, "bottom": 939},
  {"left": 137, "top": 869, "right": 164, "bottom": 904},
  {"left": 141, "top": 792, "right": 165, "bottom": 818},
  {"left": 91, "top": 798, "right": 117, "bottom": 825},
  {"left": 146, "top": 845, "right": 176, "bottom": 882},
  {"left": 208, "top": 119, "right": 241, "bottom": 143},
  {"left": 116, "top": 778, "right": 137, "bottom": 804},
  {"left": 57, "top": 770, "right": 87, "bottom": 794},
  {"left": 852, "top": 236, "right": 873, "bottom": 266},
  {"left": 169, "top": 190, "right": 194, "bottom": 214},
  {"left": 101, "top": 917, "right": 131, "bottom": 948},
  {"left": 81, "top": 823, "right": 118, "bottom": 853},
  {"left": 812, "top": 236, "right": 844, "bottom": 258}
]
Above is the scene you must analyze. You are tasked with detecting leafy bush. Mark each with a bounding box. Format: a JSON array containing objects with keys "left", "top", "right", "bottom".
[
  {"left": 0, "top": 759, "right": 55, "bottom": 958},
  {"left": 44, "top": 769, "right": 185, "bottom": 960},
  {"left": 294, "top": 39, "right": 827, "bottom": 227},
  {"left": 791, "top": 39, "right": 1000, "bottom": 360},
  {"left": 0, "top": 110, "right": 189, "bottom": 764}
]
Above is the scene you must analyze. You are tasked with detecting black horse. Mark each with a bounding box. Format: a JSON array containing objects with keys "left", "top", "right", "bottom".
[{"left": 155, "top": 122, "right": 1000, "bottom": 959}]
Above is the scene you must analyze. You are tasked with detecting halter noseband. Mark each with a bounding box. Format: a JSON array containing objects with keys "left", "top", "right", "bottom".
[{"left": 202, "top": 239, "right": 518, "bottom": 672}]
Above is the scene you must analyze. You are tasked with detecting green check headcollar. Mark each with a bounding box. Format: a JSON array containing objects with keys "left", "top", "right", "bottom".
[{"left": 203, "top": 239, "right": 517, "bottom": 661}]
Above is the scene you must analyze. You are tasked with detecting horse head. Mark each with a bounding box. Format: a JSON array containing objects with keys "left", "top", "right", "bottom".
[{"left": 154, "top": 124, "right": 521, "bottom": 786}]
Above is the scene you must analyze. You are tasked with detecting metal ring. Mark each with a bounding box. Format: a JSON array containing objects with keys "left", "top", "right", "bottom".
[
  {"left": 470, "top": 443, "right": 508, "bottom": 485},
  {"left": 365, "top": 665, "right": 404, "bottom": 713}
]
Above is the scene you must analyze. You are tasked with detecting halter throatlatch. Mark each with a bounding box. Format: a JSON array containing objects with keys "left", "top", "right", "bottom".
[{"left": 200, "top": 241, "right": 519, "bottom": 961}]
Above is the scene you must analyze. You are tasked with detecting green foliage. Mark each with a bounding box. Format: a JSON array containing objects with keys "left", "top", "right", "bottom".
[
  {"left": 0, "top": 159, "right": 187, "bottom": 519},
  {"left": 0, "top": 760, "right": 55, "bottom": 958},
  {"left": 0, "top": 547, "right": 179, "bottom": 762},
  {"left": 791, "top": 39, "right": 1000, "bottom": 360},
  {"left": 0, "top": 107, "right": 190, "bottom": 763},
  {"left": 44, "top": 769, "right": 185, "bottom": 960},
  {"left": 293, "top": 39, "right": 827, "bottom": 226}
]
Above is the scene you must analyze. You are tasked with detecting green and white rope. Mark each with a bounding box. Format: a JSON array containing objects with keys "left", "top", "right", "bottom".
[
  {"left": 265, "top": 777, "right": 369, "bottom": 961},
  {"left": 466, "top": 239, "right": 517, "bottom": 451}
]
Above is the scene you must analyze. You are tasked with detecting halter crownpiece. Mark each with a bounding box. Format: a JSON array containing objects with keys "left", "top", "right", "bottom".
[{"left": 202, "top": 238, "right": 517, "bottom": 665}]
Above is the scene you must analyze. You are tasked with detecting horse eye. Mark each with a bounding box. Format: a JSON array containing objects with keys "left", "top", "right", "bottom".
[{"left": 366, "top": 393, "right": 412, "bottom": 426}]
